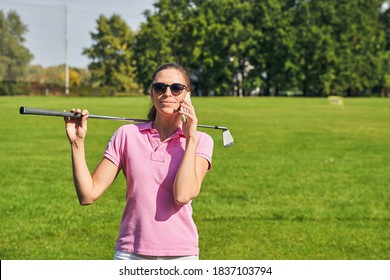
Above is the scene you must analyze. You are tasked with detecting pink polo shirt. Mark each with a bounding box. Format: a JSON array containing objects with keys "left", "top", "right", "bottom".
[{"left": 104, "top": 122, "right": 213, "bottom": 256}]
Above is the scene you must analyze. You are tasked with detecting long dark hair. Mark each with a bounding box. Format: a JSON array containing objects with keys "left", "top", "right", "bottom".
[{"left": 147, "top": 63, "right": 192, "bottom": 121}]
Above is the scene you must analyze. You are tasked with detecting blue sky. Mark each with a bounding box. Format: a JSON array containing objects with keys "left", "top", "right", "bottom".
[{"left": 1, "top": 0, "right": 156, "bottom": 68}]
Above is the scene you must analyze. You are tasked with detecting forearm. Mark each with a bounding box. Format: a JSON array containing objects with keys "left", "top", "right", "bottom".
[
  {"left": 174, "top": 136, "right": 201, "bottom": 204},
  {"left": 71, "top": 141, "right": 94, "bottom": 205}
]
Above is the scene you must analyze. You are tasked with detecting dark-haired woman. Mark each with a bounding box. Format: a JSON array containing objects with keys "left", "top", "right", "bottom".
[{"left": 64, "top": 63, "right": 214, "bottom": 260}]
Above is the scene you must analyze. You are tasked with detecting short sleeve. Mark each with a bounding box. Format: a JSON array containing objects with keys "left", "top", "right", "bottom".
[
  {"left": 104, "top": 126, "right": 125, "bottom": 168},
  {"left": 196, "top": 132, "right": 214, "bottom": 170}
]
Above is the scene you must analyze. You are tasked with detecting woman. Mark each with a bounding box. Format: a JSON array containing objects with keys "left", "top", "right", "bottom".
[{"left": 64, "top": 63, "right": 214, "bottom": 260}]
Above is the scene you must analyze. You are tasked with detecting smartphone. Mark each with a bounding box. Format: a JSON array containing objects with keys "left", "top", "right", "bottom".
[{"left": 180, "top": 94, "right": 191, "bottom": 123}]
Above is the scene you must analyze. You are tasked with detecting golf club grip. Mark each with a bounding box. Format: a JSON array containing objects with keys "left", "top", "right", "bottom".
[{"left": 20, "top": 107, "right": 81, "bottom": 118}]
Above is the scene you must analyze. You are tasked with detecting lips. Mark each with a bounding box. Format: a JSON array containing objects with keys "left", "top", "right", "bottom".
[{"left": 160, "top": 100, "right": 177, "bottom": 104}]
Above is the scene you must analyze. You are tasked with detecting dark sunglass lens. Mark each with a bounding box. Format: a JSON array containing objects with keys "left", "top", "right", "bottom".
[
  {"left": 170, "top": 84, "right": 185, "bottom": 95},
  {"left": 153, "top": 83, "right": 166, "bottom": 94}
]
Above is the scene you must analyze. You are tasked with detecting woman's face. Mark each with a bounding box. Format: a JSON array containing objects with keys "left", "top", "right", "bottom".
[{"left": 151, "top": 68, "right": 189, "bottom": 117}]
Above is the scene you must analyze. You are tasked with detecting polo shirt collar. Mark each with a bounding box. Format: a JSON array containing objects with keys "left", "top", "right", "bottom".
[{"left": 138, "top": 121, "right": 185, "bottom": 140}]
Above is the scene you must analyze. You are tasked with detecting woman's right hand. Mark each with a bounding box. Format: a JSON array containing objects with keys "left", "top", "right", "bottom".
[{"left": 64, "top": 108, "right": 89, "bottom": 144}]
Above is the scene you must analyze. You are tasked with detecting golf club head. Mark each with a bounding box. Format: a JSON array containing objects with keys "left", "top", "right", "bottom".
[{"left": 222, "top": 129, "right": 234, "bottom": 148}]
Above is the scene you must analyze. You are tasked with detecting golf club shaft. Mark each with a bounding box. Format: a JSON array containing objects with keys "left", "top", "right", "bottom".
[
  {"left": 19, "top": 107, "right": 146, "bottom": 122},
  {"left": 20, "top": 106, "right": 229, "bottom": 130},
  {"left": 20, "top": 106, "right": 234, "bottom": 147}
]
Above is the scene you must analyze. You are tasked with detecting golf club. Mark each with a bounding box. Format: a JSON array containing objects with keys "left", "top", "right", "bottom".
[{"left": 19, "top": 106, "right": 234, "bottom": 148}]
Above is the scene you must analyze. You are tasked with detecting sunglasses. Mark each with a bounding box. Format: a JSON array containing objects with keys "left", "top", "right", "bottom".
[{"left": 152, "top": 83, "right": 188, "bottom": 96}]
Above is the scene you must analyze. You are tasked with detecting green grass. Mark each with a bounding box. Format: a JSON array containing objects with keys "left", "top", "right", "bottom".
[{"left": 0, "top": 96, "right": 389, "bottom": 260}]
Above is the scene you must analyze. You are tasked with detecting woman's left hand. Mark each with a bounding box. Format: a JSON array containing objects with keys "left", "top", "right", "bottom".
[{"left": 180, "top": 95, "right": 198, "bottom": 138}]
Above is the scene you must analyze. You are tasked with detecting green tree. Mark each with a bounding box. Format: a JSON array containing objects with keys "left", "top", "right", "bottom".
[
  {"left": 134, "top": 0, "right": 195, "bottom": 93},
  {"left": 191, "top": 0, "right": 258, "bottom": 96},
  {"left": 183, "top": 0, "right": 238, "bottom": 96},
  {"left": 135, "top": 0, "right": 252, "bottom": 96},
  {"left": 290, "top": 0, "right": 386, "bottom": 96},
  {"left": 290, "top": 0, "right": 339, "bottom": 96},
  {"left": 333, "top": 0, "right": 386, "bottom": 96},
  {"left": 248, "top": 0, "right": 296, "bottom": 96},
  {"left": 133, "top": 0, "right": 388, "bottom": 97},
  {"left": 0, "top": 10, "right": 33, "bottom": 82},
  {"left": 134, "top": 0, "right": 294, "bottom": 96},
  {"left": 83, "top": 14, "right": 140, "bottom": 94},
  {"left": 183, "top": 0, "right": 295, "bottom": 96}
]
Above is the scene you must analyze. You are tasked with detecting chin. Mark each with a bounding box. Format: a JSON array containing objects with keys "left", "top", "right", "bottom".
[{"left": 159, "top": 107, "right": 179, "bottom": 115}]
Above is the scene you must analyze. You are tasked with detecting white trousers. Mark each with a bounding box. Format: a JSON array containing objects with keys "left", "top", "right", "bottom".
[{"left": 114, "top": 250, "right": 199, "bottom": 260}]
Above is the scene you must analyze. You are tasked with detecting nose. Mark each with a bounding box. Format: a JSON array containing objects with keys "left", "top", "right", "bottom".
[{"left": 163, "top": 86, "right": 173, "bottom": 96}]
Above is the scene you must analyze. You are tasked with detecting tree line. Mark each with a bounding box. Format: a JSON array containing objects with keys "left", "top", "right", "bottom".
[{"left": 1, "top": 0, "right": 390, "bottom": 97}]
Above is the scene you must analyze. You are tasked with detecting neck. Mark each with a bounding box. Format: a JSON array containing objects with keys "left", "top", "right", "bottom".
[{"left": 153, "top": 114, "right": 181, "bottom": 142}]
